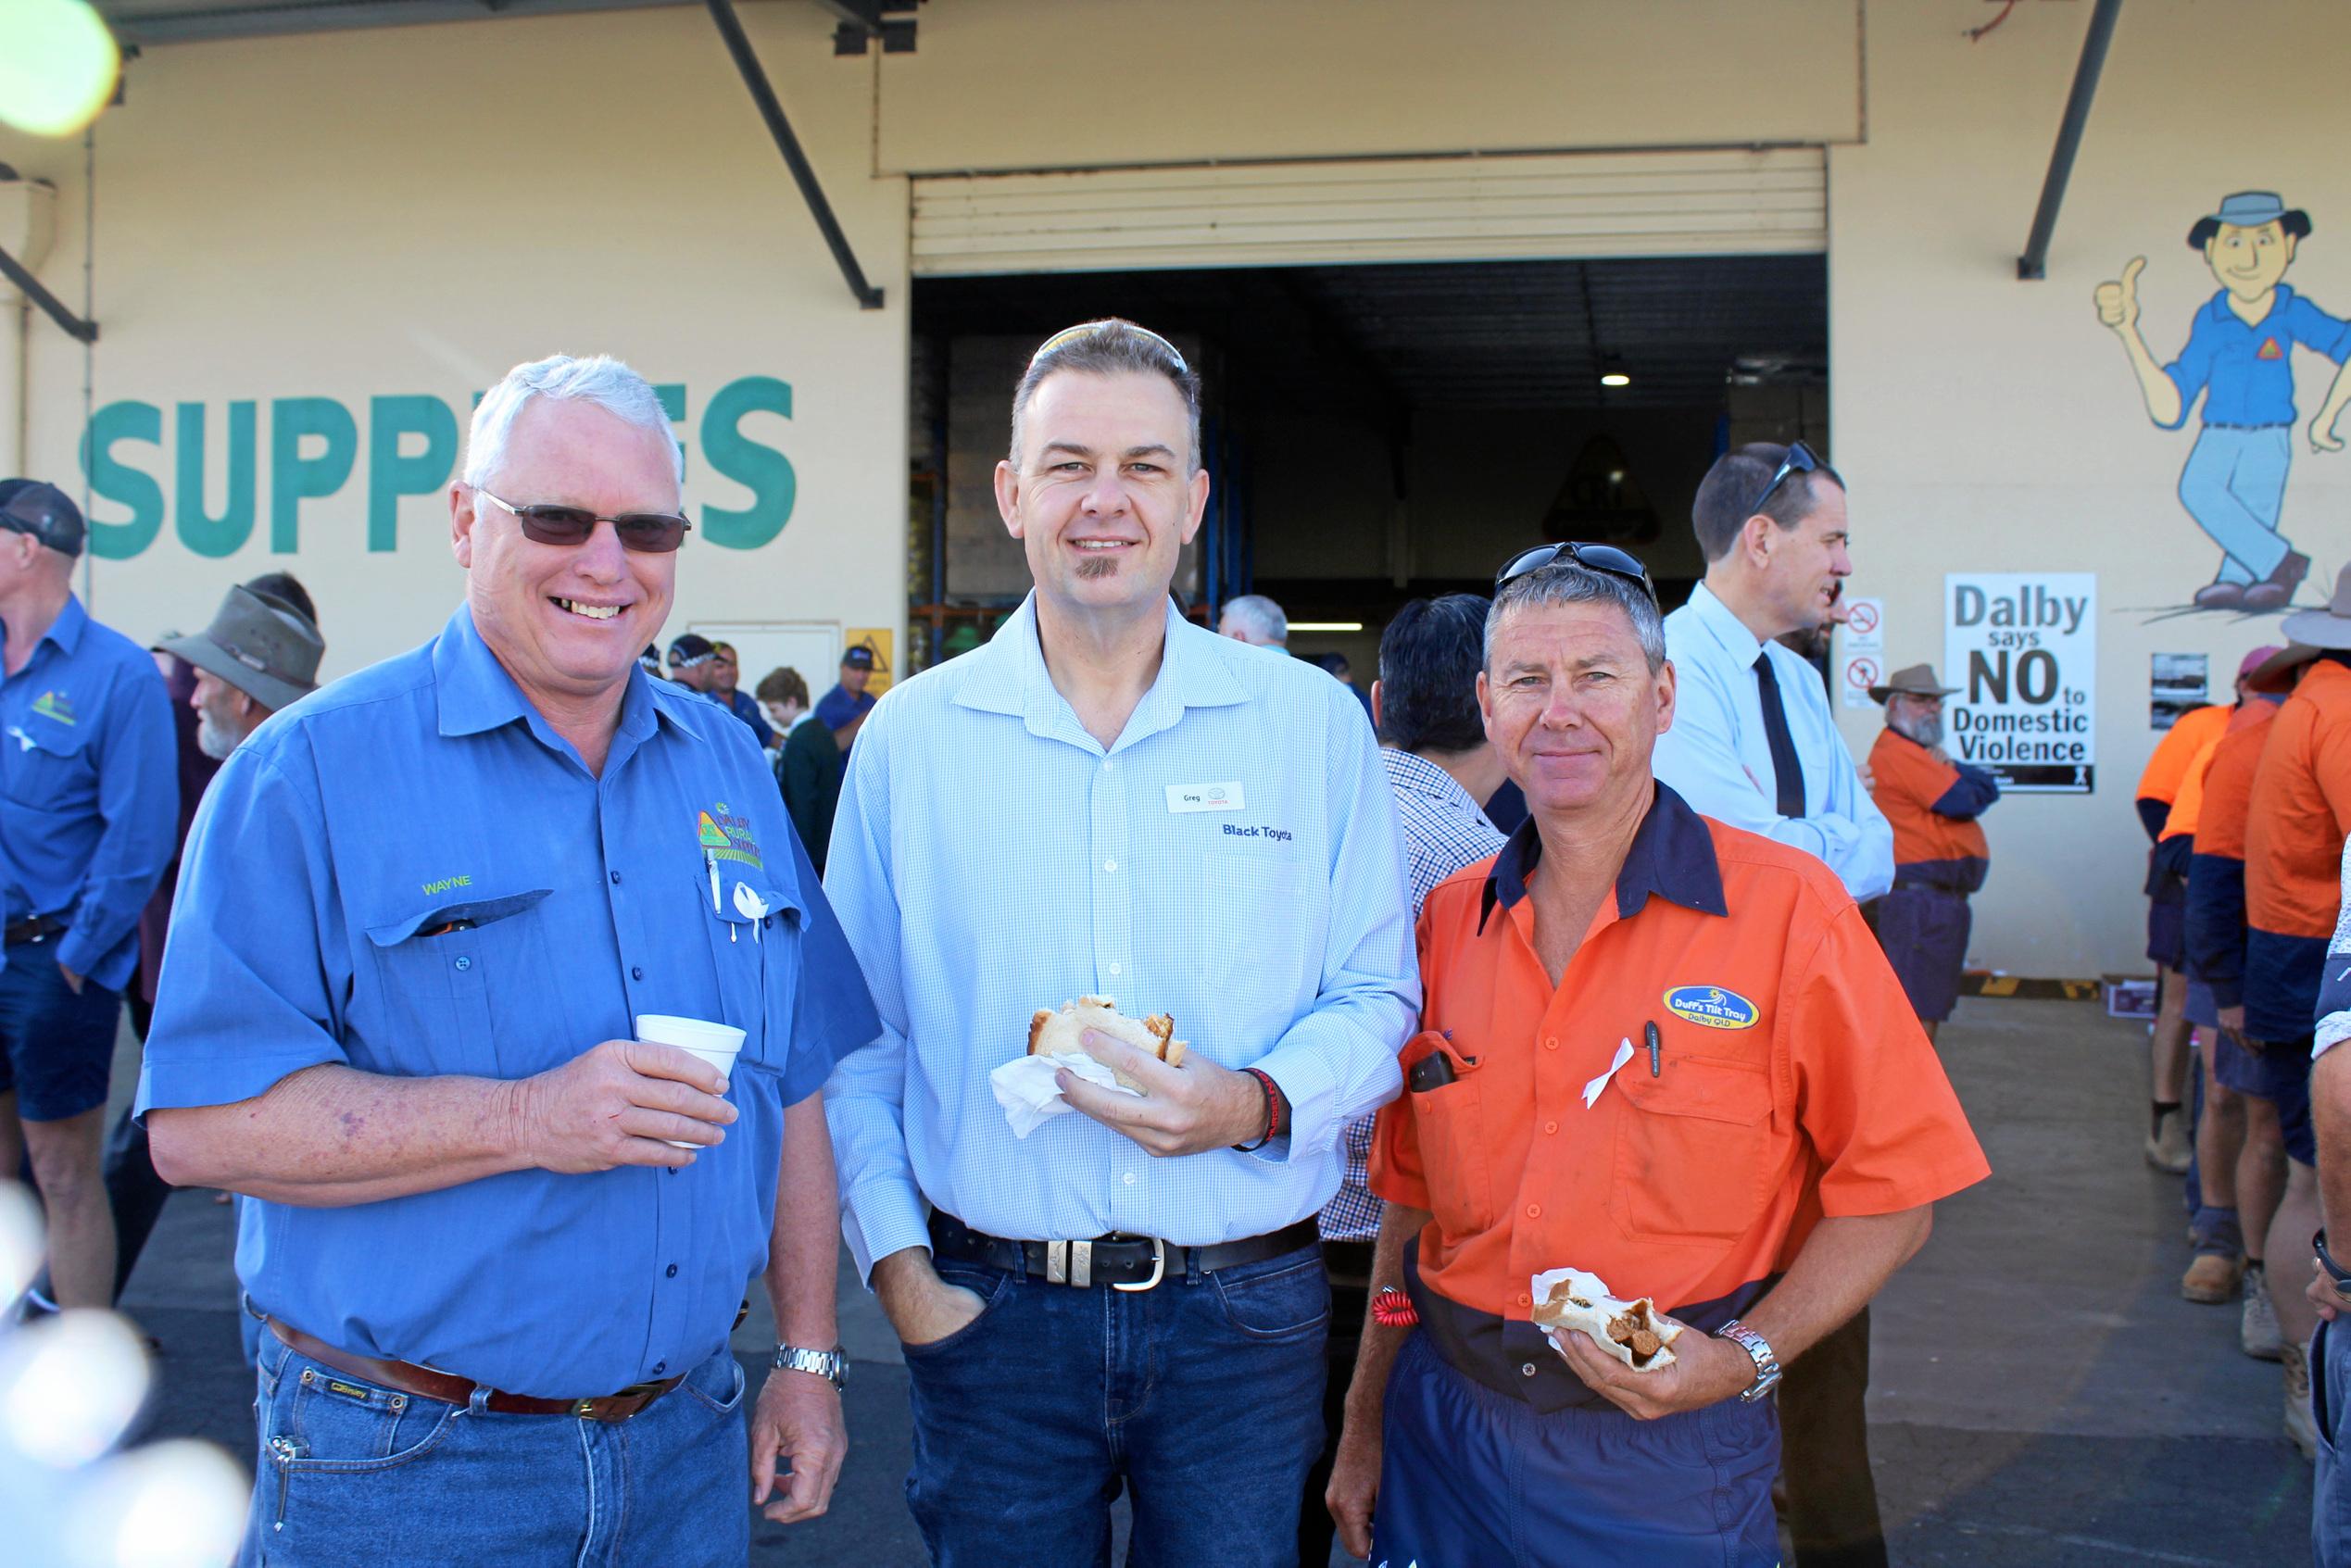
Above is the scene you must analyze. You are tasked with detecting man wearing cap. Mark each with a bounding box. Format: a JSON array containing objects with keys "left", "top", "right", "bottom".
[
  {"left": 823, "top": 320, "right": 1416, "bottom": 1561},
  {"left": 2095, "top": 192, "right": 2351, "bottom": 610},
  {"left": 1328, "top": 552, "right": 1987, "bottom": 1567},
  {"left": 0, "top": 479, "right": 175, "bottom": 1316},
  {"left": 813, "top": 646, "right": 878, "bottom": 753},
  {"left": 1865, "top": 664, "right": 1999, "bottom": 1044},
  {"left": 1647, "top": 441, "right": 1896, "bottom": 1566},
  {"left": 138, "top": 355, "right": 881, "bottom": 1564},
  {"left": 2182, "top": 648, "right": 2296, "bottom": 1345},
  {"left": 665, "top": 632, "right": 721, "bottom": 697},
  {"left": 708, "top": 641, "right": 775, "bottom": 749}
]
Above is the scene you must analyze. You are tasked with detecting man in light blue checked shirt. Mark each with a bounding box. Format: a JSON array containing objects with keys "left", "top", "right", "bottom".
[
  {"left": 823, "top": 319, "right": 1417, "bottom": 1563},
  {"left": 1301, "top": 592, "right": 1504, "bottom": 1567}
]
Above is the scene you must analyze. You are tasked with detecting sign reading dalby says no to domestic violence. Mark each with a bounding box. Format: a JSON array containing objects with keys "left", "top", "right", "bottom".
[{"left": 1942, "top": 572, "right": 2096, "bottom": 794}]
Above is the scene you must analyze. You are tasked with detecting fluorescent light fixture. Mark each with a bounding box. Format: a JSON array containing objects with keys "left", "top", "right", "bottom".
[
  {"left": 1600, "top": 372, "right": 1631, "bottom": 388},
  {"left": 1289, "top": 621, "right": 1365, "bottom": 633}
]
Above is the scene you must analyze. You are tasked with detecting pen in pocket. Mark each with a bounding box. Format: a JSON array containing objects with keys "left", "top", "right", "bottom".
[{"left": 1644, "top": 1020, "right": 1662, "bottom": 1077}]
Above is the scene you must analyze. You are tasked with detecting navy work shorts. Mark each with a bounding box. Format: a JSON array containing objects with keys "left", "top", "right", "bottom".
[
  {"left": 1370, "top": 1331, "right": 1780, "bottom": 1568},
  {"left": 0, "top": 947, "right": 122, "bottom": 1122},
  {"left": 2146, "top": 891, "right": 2188, "bottom": 972},
  {"left": 2215, "top": 1030, "right": 2316, "bottom": 1165},
  {"left": 1878, "top": 886, "right": 1970, "bottom": 1023}
]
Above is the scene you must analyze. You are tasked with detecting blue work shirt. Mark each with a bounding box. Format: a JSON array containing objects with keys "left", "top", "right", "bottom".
[
  {"left": 813, "top": 682, "right": 875, "bottom": 734},
  {"left": 136, "top": 605, "right": 879, "bottom": 1397},
  {"left": 1652, "top": 583, "right": 1893, "bottom": 900},
  {"left": 0, "top": 594, "right": 175, "bottom": 992},
  {"left": 2160, "top": 285, "right": 2351, "bottom": 430},
  {"left": 823, "top": 594, "right": 1418, "bottom": 1280}
]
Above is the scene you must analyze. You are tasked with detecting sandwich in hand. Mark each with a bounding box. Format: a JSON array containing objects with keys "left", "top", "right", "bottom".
[
  {"left": 1531, "top": 1268, "right": 1685, "bottom": 1372},
  {"left": 1027, "top": 996, "right": 1187, "bottom": 1092}
]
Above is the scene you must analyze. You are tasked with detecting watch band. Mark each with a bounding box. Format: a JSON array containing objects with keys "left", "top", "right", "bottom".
[
  {"left": 773, "top": 1343, "right": 848, "bottom": 1392},
  {"left": 1716, "top": 1318, "right": 1782, "bottom": 1403},
  {"left": 2318, "top": 1229, "right": 2351, "bottom": 1289}
]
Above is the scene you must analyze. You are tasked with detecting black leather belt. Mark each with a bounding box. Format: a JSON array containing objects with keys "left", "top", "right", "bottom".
[
  {"left": 5, "top": 916, "right": 65, "bottom": 947},
  {"left": 928, "top": 1210, "right": 1320, "bottom": 1292}
]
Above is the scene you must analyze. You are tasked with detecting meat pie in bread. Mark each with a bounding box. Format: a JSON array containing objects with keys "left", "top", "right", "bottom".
[
  {"left": 1531, "top": 1268, "right": 1685, "bottom": 1372},
  {"left": 1026, "top": 996, "right": 1188, "bottom": 1091}
]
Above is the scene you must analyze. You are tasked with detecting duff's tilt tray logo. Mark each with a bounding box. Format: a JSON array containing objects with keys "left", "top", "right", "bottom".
[{"left": 1664, "top": 985, "right": 1759, "bottom": 1030}]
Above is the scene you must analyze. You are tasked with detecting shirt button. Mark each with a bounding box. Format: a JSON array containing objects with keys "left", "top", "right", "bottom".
[
  {"left": 653, "top": 1361, "right": 666, "bottom": 1374},
  {"left": 1109, "top": 962, "right": 1123, "bottom": 976},
  {"left": 1525, "top": 1204, "right": 1541, "bottom": 1219},
  {"left": 1543, "top": 1036, "right": 1558, "bottom": 1050},
  {"left": 610, "top": 871, "right": 622, "bottom": 884},
  {"left": 1122, "top": 1172, "right": 1137, "bottom": 1186},
  {"left": 1102, "top": 759, "right": 1115, "bottom": 771},
  {"left": 1544, "top": 1120, "right": 1558, "bottom": 1135},
  {"left": 665, "top": 1263, "right": 678, "bottom": 1278},
  {"left": 1520, "top": 1362, "right": 1538, "bottom": 1378},
  {"left": 454, "top": 956, "right": 472, "bottom": 972},
  {"left": 1516, "top": 1291, "right": 1531, "bottom": 1307},
  {"left": 1103, "top": 859, "right": 1117, "bottom": 872},
  {"left": 631, "top": 966, "right": 645, "bottom": 981}
]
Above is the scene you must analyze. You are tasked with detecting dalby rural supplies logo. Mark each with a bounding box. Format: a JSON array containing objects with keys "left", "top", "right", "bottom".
[
  {"left": 698, "top": 805, "right": 764, "bottom": 871},
  {"left": 1664, "top": 985, "right": 1759, "bottom": 1030},
  {"left": 31, "top": 690, "right": 75, "bottom": 724}
]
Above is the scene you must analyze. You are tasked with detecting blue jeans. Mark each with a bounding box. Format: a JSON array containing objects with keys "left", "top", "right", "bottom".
[
  {"left": 2318, "top": 1316, "right": 2351, "bottom": 1565},
  {"left": 902, "top": 1240, "right": 1329, "bottom": 1564},
  {"left": 242, "top": 1333, "right": 750, "bottom": 1567},
  {"left": 2180, "top": 424, "right": 2294, "bottom": 583}
]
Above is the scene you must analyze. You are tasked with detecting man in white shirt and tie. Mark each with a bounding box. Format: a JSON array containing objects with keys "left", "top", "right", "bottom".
[{"left": 1650, "top": 439, "right": 1896, "bottom": 1568}]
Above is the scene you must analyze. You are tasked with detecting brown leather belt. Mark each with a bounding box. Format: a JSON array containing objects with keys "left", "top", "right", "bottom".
[
  {"left": 4, "top": 915, "right": 65, "bottom": 947},
  {"left": 267, "top": 1319, "right": 683, "bottom": 1423},
  {"left": 929, "top": 1210, "right": 1321, "bottom": 1291}
]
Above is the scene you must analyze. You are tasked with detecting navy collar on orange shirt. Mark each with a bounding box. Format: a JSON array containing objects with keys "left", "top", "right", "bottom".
[{"left": 1478, "top": 781, "right": 1729, "bottom": 934}]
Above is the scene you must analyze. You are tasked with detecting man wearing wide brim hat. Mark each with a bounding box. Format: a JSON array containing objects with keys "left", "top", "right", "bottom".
[
  {"left": 2093, "top": 190, "right": 2351, "bottom": 612},
  {"left": 1865, "top": 663, "right": 2000, "bottom": 1042},
  {"left": 161, "top": 585, "right": 323, "bottom": 759}
]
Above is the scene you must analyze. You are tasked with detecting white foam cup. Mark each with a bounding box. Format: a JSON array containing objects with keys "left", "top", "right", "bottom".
[{"left": 635, "top": 1014, "right": 747, "bottom": 1148}]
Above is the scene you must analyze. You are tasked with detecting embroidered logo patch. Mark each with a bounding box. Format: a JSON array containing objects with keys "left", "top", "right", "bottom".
[
  {"left": 31, "top": 690, "right": 75, "bottom": 725},
  {"left": 2258, "top": 336, "right": 2285, "bottom": 361},
  {"left": 1664, "top": 985, "right": 1759, "bottom": 1031},
  {"left": 420, "top": 875, "right": 472, "bottom": 897},
  {"left": 698, "top": 803, "right": 764, "bottom": 870}
]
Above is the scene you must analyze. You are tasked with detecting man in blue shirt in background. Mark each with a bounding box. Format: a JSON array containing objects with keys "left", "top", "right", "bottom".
[
  {"left": 2096, "top": 191, "right": 2351, "bottom": 610},
  {"left": 0, "top": 478, "right": 173, "bottom": 1316},
  {"left": 140, "top": 355, "right": 878, "bottom": 1568},
  {"left": 823, "top": 319, "right": 1416, "bottom": 1563},
  {"left": 813, "top": 645, "right": 878, "bottom": 752}
]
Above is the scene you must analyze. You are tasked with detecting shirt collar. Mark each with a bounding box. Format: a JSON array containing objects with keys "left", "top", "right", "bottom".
[
  {"left": 951, "top": 592, "right": 1250, "bottom": 749},
  {"left": 1477, "top": 781, "right": 1729, "bottom": 933},
  {"left": 44, "top": 594, "right": 87, "bottom": 657},
  {"left": 431, "top": 603, "right": 682, "bottom": 755},
  {"left": 2206, "top": 282, "right": 2295, "bottom": 326},
  {"left": 1684, "top": 581, "right": 1767, "bottom": 669},
  {"left": 1383, "top": 747, "right": 1488, "bottom": 816}
]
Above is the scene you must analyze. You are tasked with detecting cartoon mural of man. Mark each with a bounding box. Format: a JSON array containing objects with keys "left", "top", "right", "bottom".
[{"left": 2096, "top": 192, "right": 2351, "bottom": 610}]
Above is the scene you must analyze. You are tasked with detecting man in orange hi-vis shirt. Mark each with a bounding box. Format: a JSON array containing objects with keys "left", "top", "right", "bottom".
[
  {"left": 1324, "top": 549, "right": 1988, "bottom": 1568},
  {"left": 1865, "top": 664, "right": 1999, "bottom": 1043},
  {"left": 2140, "top": 695, "right": 2233, "bottom": 1173}
]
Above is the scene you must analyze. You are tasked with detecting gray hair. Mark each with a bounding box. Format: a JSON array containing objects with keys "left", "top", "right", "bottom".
[
  {"left": 1220, "top": 594, "right": 1288, "bottom": 646},
  {"left": 462, "top": 354, "right": 683, "bottom": 491},
  {"left": 1009, "top": 319, "right": 1203, "bottom": 472},
  {"left": 1485, "top": 562, "right": 1666, "bottom": 672}
]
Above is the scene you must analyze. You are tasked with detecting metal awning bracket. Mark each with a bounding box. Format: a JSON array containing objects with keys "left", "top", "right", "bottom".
[{"left": 0, "top": 243, "right": 97, "bottom": 344}]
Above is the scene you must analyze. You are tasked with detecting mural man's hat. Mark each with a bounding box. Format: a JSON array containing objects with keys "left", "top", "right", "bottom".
[
  {"left": 1867, "top": 663, "right": 1960, "bottom": 704},
  {"left": 2189, "top": 191, "right": 2310, "bottom": 247}
]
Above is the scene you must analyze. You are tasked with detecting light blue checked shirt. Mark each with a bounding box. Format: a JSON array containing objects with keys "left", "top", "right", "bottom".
[
  {"left": 1320, "top": 748, "right": 1505, "bottom": 1242},
  {"left": 823, "top": 595, "right": 1419, "bottom": 1280},
  {"left": 1652, "top": 582, "right": 1893, "bottom": 900}
]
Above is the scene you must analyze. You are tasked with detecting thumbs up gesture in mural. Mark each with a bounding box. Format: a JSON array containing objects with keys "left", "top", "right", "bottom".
[{"left": 2094, "top": 257, "right": 2144, "bottom": 332}]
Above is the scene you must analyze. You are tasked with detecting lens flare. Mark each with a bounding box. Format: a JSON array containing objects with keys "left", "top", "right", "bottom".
[
  {"left": 72, "top": 1439, "right": 249, "bottom": 1568},
  {"left": 0, "top": 1311, "right": 149, "bottom": 1468},
  {"left": 0, "top": 0, "right": 120, "bottom": 138},
  {"left": 0, "top": 1182, "right": 41, "bottom": 1309}
]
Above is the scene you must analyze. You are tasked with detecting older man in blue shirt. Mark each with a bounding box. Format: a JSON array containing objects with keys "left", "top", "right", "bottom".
[
  {"left": 140, "top": 355, "right": 877, "bottom": 1568},
  {"left": 0, "top": 479, "right": 174, "bottom": 1316},
  {"left": 823, "top": 320, "right": 1417, "bottom": 1563}
]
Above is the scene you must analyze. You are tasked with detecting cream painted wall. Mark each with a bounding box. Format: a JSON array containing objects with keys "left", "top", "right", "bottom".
[
  {"left": 0, "top": 3, "right": 910, "bottom": 683},
  {"left": 875, "top": 0, "right": 1862, "bottom": 174},
  {"left": 1833, "top": 0, "right": 2351, "bottom": 975}
]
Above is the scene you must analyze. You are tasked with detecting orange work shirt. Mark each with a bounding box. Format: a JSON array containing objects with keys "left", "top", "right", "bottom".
[
  {"left": 2192, "top": 701, "right": 2279, "bottom": 863},
  {"left": 2247, "top": 659, "right": 2351, "bottom": 941},
  {"left": 2137, "top": 703, "right": 2232, "bottom": 809},
  {"left": 1867, "top": 728, "right": 1993, "bottom": 887},
  {"left": 1370, "top": 784, "right": 1989, "bottom": 1411},
  {"left": 2160, "top": 734, "right": 2222, "bottom": 842}
]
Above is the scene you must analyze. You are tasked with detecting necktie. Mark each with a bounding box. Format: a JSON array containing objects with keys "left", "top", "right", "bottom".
[{"left": 1753, "top": 653, "right": 1806, "bottom": 819}]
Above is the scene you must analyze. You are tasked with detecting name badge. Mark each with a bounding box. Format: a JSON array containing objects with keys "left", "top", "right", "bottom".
[{"left": 1166, "top": 781, "right": 1246, "bottom": 813}]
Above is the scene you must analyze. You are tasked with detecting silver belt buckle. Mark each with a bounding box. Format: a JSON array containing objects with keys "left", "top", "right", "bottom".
[
  {"left": 1046, "top": 1239, "right": 1093, "bottom": 1288},
  {"left": 1112, "top": 1238, "right": 1166, "bottom": 1294}
]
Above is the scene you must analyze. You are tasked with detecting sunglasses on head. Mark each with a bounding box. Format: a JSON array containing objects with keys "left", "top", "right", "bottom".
[
  {"left": 1029, "top": 320, "right": 1190, "bottom": 375},
  {"left": 1747, "top": 440, "right": 1842, "bottom": 521},
  {"left": 475, "top": 488, "right": 692, "bottom": 554},
  {"left": 1494, "top": 541, "right": 1658, "bottom": 604}
]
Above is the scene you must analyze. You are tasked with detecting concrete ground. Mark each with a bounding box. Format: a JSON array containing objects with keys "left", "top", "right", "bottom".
[{"left": 101, "top": 996, "right": 2310, "bottom": 1565}]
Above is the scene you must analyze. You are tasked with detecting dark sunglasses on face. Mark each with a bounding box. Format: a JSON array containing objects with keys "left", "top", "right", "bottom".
[
  {"left": 1494, "top": 541, "right": 1658, "bottom": 605},
  {"left": 1747, "top": 440, "right": 1842, "bottom": 521},
  {"left": 475, "top": 488, "right": 692, "bottom": 554}
]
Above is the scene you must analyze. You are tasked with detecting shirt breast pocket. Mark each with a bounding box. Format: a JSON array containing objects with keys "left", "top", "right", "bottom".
[
  {"left": 2, "top": 721, "right": 94, "bottom": 811},
  {"left": 683, "top": 873, "right": 797, "bottom": 1071},
  {"left": 362, "top": 889, "right": 552, "bottom": 1076},
  {"left": 1400, "top": 1031, "right": 1493, "bottom": 1236},
  {"left": 1608, "top": 1052, "right": 1774, "bottom": 1243}
]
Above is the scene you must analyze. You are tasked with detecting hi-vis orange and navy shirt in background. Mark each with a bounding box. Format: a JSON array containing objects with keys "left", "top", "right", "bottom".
[
  {"left": 1867, "top": 728, "right": 1998, "bottom": 892},
  {"left": 2185, "top": 699, "right": 2281, "bottom": 1009},
  {"left": 1371, "top": 784, "right": 1990, "bottom": 1412},
  {"left": 2246, "top": 659, "right": 2351, "bottom": 1041}
]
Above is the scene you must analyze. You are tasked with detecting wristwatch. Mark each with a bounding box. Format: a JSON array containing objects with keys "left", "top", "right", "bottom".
[
  {"left": 2318, "top": 1229, "right": 2351, "bottom": 1290},
  {"left": 773, "top": 1343, "right": 849, "bottom": 1392},
  {"left": 1715, "top": 1319, "right": 1782, "bottom": 1404}
]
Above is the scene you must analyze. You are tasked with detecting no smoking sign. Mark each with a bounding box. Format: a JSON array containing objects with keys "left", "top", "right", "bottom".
[{"left": 1837, "top": 596, "right": 1886, "bottom": 709}]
